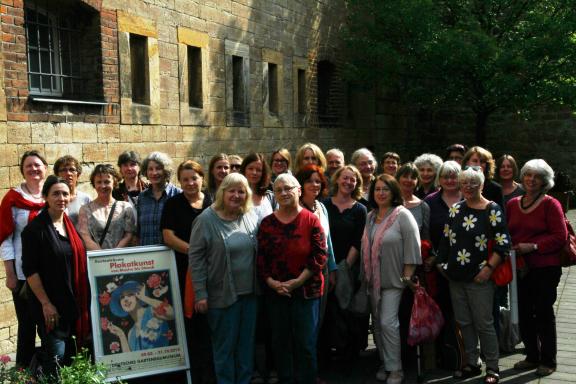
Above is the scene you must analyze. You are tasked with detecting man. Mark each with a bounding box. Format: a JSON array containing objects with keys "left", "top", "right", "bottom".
[{"left": 325, "top": 148, "right": 344, "bottom": 180}]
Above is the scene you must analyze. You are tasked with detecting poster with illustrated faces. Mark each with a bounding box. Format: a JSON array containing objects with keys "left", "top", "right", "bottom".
[{"left": 87, "top": 246, "right": 190, "bottom": 382}]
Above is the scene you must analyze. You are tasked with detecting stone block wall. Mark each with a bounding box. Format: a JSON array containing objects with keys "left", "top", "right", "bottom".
[{"left": 0, "top": 0, "right": 374, "bottom": 354}]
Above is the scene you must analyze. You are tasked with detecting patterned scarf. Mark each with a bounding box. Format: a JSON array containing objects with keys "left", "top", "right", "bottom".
[{"left": 361, "top": 206, "right": 402, "bottom": 304}]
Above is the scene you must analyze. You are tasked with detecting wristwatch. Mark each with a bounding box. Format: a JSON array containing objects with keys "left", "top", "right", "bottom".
[{"left": 533, "top": 243, "right": 538, "bottom": 251}]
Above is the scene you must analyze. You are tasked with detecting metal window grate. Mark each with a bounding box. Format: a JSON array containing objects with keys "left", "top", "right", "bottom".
[{"left": 25, "top": 3, "right": 82, "bottom": 97}]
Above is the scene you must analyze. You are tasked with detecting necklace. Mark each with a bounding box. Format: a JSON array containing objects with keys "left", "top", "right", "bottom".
[
  {"left": 23, "top": 183, "right": 42, "bottom": 199},
  {"left": 521, "top": 192, "right": 543, "bottom": 210},
  {"left": 375, "top": 207, "right": 392, "bottom": 223},
  {"left": 301, "top": 199, "right": 318, "bottom": 213}
]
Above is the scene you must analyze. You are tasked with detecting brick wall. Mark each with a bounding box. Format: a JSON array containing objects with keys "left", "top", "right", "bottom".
[{"left": 0, "top": 0, "right": 369, "bottom": 354}]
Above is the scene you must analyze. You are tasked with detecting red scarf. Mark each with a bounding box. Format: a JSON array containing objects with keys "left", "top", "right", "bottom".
[
  {"left": 63, "top": 213, "right": 90, "bottom": 347},
  {"left": 0, "top": 189, "right": 45, "bottom": 243}
]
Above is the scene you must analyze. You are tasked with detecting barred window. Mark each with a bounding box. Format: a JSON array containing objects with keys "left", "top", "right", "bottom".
[{"left": 25, "top": 3, "right": 84, "bottom": 97}]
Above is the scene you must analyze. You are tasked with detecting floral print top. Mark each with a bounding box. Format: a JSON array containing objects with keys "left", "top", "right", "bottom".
[{"left": 438, "top": 201, "right": 510, "bottom": 282}]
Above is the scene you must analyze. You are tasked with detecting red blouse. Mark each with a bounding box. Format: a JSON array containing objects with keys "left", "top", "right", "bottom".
[{"left": 257, "top": 209, "right": 327, "bottom": 299}]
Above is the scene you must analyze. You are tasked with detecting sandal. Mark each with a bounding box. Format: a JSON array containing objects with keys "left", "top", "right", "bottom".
[
  {"left": 453, "top": 364, "right": 482, "bottom": 380},
  {"left": 484, "top": 369, "right": 500, "bottom": 384}
]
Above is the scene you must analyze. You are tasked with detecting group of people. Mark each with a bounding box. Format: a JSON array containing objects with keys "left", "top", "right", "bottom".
[{"left": 0, "top": 142, "right": 568, "bottom": 384}]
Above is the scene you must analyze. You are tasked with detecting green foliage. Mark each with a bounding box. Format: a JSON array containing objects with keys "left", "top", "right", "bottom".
[{"left": 344, "top": 0, "right": 576, "bottom": 143}]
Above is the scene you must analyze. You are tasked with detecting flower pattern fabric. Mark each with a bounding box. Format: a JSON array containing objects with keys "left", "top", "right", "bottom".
[{"left": 438, "top": 201, "right": 510, "bottom": 282}]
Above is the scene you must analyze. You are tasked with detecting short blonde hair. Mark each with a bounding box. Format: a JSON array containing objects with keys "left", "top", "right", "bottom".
[{"left": 213, "top": 173, "right": 253, "bottom": 214}]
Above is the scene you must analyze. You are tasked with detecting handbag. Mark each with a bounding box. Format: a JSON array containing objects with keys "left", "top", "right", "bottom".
[
  {"left": 407, "top": 285, "right": 445, "bottom": 346},
  {"left": 98, "top": 201, "right": 117, "bottom": 247},
  {"left": 559, "top": 216, "right": 576, "bottom": 267}
]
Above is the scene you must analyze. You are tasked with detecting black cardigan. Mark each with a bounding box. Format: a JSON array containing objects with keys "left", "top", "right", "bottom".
[{"left": 22, "top": 209, "right": 79, "bottom": 326}]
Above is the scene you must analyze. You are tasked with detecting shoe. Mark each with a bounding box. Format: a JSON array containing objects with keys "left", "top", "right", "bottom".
[
  {"left": 513, "top": 360, "right": 539, "bottom": 370},
  {"left": 536, "top": 365, "right": 556, "bottom": 377},
  {"left": 453, "top": 364, "right": 482, "bottom": 380},
  {"left": 386, "top": 370, "right": 404, "bottom": 384},
  {"left": 484, "top": 368, "right": 500, "bottom": 384},
  {"left": 375, "top": 365, "right": 388, "bottom": 381}
]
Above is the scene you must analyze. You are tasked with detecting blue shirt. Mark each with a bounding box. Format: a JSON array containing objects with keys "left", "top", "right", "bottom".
[{"left": 137, "top": 183, "right": 181, "bottom": 245}]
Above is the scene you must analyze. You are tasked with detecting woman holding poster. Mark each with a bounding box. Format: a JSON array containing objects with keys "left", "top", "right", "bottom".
[{"left": 189, "top": 173, "right": 259, "bottom": 384}]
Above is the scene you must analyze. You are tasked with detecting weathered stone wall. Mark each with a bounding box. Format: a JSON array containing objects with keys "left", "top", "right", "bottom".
[{"left": 0, "top": 0, "right": 375, "bottom": 354}]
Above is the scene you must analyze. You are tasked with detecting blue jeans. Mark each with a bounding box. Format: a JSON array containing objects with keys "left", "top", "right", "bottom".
[
  {"left": 37, "top": 324, "right": 68, "bottom": 378},
  {"left": 266, "top": 295, "right": 319, "bottom": 384},
  {"left": 207, "top": 295, "right": 257, "bottom": 384}
]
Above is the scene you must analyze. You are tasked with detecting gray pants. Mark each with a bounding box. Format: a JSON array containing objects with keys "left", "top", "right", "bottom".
[{"left": 449, "top": 280, "right": 499, "bottom": 371}]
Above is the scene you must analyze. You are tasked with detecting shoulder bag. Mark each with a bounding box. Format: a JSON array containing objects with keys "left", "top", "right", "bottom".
[{"left": 99, "top": 201, "right": 118, "bottom": 247}]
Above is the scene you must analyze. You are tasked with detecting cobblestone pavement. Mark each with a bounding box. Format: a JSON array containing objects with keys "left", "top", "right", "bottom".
[{"left": 318, "top": 210, "right": 576, "bottom": 383}]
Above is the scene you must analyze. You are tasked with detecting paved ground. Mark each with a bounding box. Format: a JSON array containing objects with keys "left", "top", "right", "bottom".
[{"left": 317, "top": 210, "right": 576, "bottom": 383}]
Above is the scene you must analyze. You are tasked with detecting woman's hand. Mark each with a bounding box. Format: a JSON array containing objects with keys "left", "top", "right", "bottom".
[
  {"left": 281, "top": 279, "right": 302, "bottom": 294},
  {"left": 42, "top": 302, "right": 59, "bottom": 332},
  {"left": 423, "top": 256, "right": 436, "bottom": 272},
  {"left": 5, "top": 274, "right": 17, "bottom": 291},
  {"left": 513, "top": 243, "right": 536, "bottom": 255},
  {"left": 267, "top": 277, "right": 291, "bottom": 297},
  {"left": 107, "top": 322, "right": 124, "bottom": 337},
  {"left": 328, "top": 271, "right": 337, "bottom": 292},
  {"left": 474, "top": 266, "right": 493, "bottom": 284},
  {"left": 195, "top": 299, "right": 208, "bottom": 314},
  {"left": 135, "top": 284, "right": 146, "bottom": 301}
]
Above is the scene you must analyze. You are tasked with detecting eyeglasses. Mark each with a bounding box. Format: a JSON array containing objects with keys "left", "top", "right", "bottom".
[
  {"left": 58, "top": 167, "right": 78, "bottom": 174},
  {"left": 464, "top": 165, "right": 482, "bottom": 172},
  {"left": 230, "top": 164, "right": 241, "bottom": 170},
  {"left": 448, "top": 155, "right": 463, "bottom": 161},
  {"left": 274, "top": 186, "right": 297, "bottom": 194},
  {"left": 273, "top": 158, "right": 287, "bottom": 164},
  {"left": 460, "top": 181, "right": 480, "bottom": 188}
]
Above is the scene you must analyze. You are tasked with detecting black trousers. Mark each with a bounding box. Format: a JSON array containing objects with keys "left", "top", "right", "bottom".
[
  {"left": 517, "top": 266, "right": 561, "bottom": 367},
  {"left": 13, "top": 279, "right": 37, "bottom": 367}
]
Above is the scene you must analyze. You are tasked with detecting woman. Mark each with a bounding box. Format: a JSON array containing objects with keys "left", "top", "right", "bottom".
[
  {"left": 270, "top": 148, "right": 291, "bottom": 182},
  {"left": 351, "top": 148, "right": 377, "bottom": 206},
  {"left": 381, "top": 152, "right": 401, "bottom": 176},
  {"left": 0, "top": 150, "right": 47, "bottom": 367},
  {"left": 295, "top": 165, "right": 337, "bottom": 316},
  {"left": 161, "top": 160, "right": 213, "bottom": 384},
  {"left": 414, "top": 153, "right": 443, "bottom": 199},
  {"left": 53, "top": 155, "right": 91, "bottom": 227},
  {"left": 395, "top": 163, "right": 432, "bottom": 362},
  {"left": 362, "top": 174, "right": 421, "bottom": 384},
  {"left": 105, "top": 279, "right": 175, "bottom": 352},
  {"left": 293, "top": 143, "right": 327, "bottom": 173},
  {"left": 189, "top": 173, "right": 259, "bottom": 384},
  {"left": 137, "top": 152, "right": 181, "bottom": 246},
  {"left": 445, "top": 144, "right": 467, "bottom": 165},
  {"left": 507, "top": 159, "right": 567, "bottom": 377},
  {"left": 437, "top": 167, "right": 510, "bottom": 384},
  {"left": 240, "top": 153, "right": 275, "bottom": 223},
  {"left": 462, "top": 146, "right": 504, "bottom": 209},
  {"left": 21, "top": 176, "right": 90, "bottom": 377},
  {"left": 113, "top": 150, "right": 148, "bottom": 206},
  {"left": 78, "top": 164, "right": 136, "bottom": 250},
  {"left": 319, "top": 165, "right": 368, "bottom": 361},
  {"left": 206, "top": 154, "right": 230, "bottom": 201},
  {"left": 495, "top": 155, "right": 524, "bottom": 204},
  {"left": 424, "top": 161, "right": 462, "bottom": 308},
  {"left": 229, "top": 155, "right": 243, "bottom": 173},
  {"left": 257, "top": 173, "right": 327, "bottom": 384}
]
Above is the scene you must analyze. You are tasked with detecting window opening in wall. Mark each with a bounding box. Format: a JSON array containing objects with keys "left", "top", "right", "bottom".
[
  {"left": 130, "top": 34, "right": 149, "bottom": 105},
  {"left": 25, "top": 3, "right": 82, "bottom": 97},
  {"left": 232, "top": 55, "right": 245, "bottom": 112},
  {"left": 268, "top": 63, "right": 278, "bottom": 115},
  {"left": 187, "top": 46, "right": 203, "bottom": 108},
  {"left": 317, "top": 60, "right": 334, "bottom": 118},
  {"left": 297, "top": 68, "right": 306, "bottom": 114}
]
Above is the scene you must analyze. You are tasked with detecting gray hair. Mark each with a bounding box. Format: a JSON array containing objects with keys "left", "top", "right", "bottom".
[
  {"left": 213, "top": 173, "right": 253, "bottom": 214},
  {"left": 414, "top": 153, "right": 443, "bottom": 173},
  {"left": 520, "top": 159, "right": 555, "bottom": 192},
  {"left": 326, "top": 148, "right": 344, "bottom": 160},
  {"left": 142, "top": 151, "right": 174, "bottom": 183},
  {"left": 459, "top": 166, "right": 485, "bottom": 186},
  {"left": 274, "top": 173, "right": 301, "bottom": 189},
  {"left": 350, "top": 148, "right": 375, "bottom": 166},
  {"left": 436, "top": 160, "right": 462, "bottom": 186}
]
